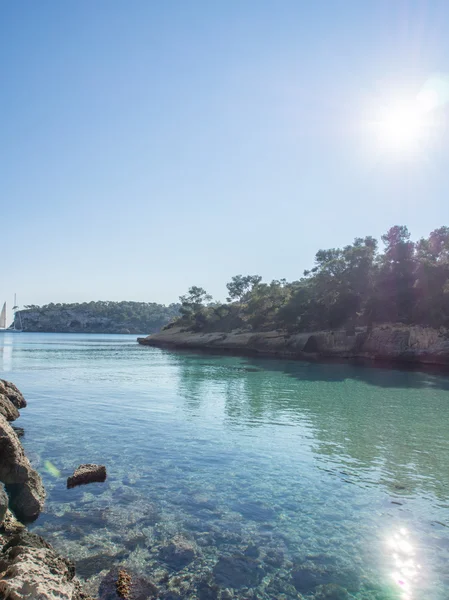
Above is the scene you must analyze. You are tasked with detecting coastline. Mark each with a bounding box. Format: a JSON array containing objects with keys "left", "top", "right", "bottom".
[
  {"left": 137, "top": 324, "right": 449, "bottom": 368},
  {"left": 0, "top": 379, "right": 94, "bottom": 599}
]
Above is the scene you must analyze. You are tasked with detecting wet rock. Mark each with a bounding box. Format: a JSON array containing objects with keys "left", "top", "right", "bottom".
[
  {"left": 11, "top": 427, "right": 24, "bottom": 438},
  {"left": 0, "top": 485, "right": 8, "bottom": 526},
  {"left": 98, "top": 568, "right": 159, "bottom": 600},
  {"left": 0, "top": 530, "right": 90, "bottom": 600},
  {"left": 0, "top": 510, "right": 25, "bottom": 535},
  {"left": 213, "top": 554, "right": 264, "bottom": 589},
  {"left": 0, "top": 395, "right": 20, "bottom": 422},
  {"left": 0, "top": 414, "right": 46, "bottom": 522},
  {"left": 314, "top": 583, "right": 350, "bottom": 599},
  {"left": 116, "top": 568, "right": 132, "bottom": 598},
  {"left": 159, "top": 536, "right": 197, "bottom": 569},
  {"left": 0, "top": 380, "right": 27, "bottom": 409},
  {"left": 67, "top": 464, "right": 107, "bottom": 489}
]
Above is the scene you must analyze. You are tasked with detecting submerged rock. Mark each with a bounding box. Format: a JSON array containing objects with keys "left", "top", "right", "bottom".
[
  {"left": 67, "top": 464, "right": 107, "bottom": 489},
  {"left": 314, "top": 583, "right": 350, "bottom": 599},
  {"left": 159, "top": 536, "right": 198, "bottom": 569},
  {"left": 291, "top": 560, "right": 359, "bottom": 594},
  {"left": 0, "top": 530, "right": 92, "bottom": 600},
  {"left": 0, "top": 415, "right": 45, "bottom": 522},
  {"left": 213, "top": 554, "right": 264, "bottom": 589}
]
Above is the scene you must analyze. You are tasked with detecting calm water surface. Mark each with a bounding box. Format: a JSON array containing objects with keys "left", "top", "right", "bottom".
[{"left": 1, "top": 332, "right": 449, "bottom": 599}]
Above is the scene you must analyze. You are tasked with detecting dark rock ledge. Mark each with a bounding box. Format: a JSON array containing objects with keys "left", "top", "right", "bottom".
[
  {"left": 137, "top": 324, "right": 449, "bottom": 367},
  {"left": 0, "top": 379, "right": 94, "bottom": 600}
]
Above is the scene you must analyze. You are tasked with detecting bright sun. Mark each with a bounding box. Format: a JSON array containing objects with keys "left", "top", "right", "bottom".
[
  {"left": 365, "top": 80, "right": 447, "bottom": 158},
  {"left": 376, "top": 104, "right": 426, "bottom": 151}
]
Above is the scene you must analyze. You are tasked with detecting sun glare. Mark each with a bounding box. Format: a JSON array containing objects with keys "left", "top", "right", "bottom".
[
  {"left": 372, "top": 97, "right": 437, "bottom": 156},
  {"left": 363, "top": 76, "right": 449, "bottom": 160}
]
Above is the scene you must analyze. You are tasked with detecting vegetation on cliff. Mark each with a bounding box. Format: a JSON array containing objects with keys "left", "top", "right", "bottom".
[
  {"left": 19, "top": 301, "right": 180, "bottom": 334},
  {"left": 172, "top": 225, "right": 449, "bottom": 333}
]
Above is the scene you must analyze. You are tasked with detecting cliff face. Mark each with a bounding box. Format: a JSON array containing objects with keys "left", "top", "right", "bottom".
[
  {"left": 138, "top": 324, "right": 449, "bottom": 367},
  {"left": 17, "top": 309, "right": 132, "bottom": 334},
  {"left": 17, "top": 307, "right": 170, "bottom": 335}
]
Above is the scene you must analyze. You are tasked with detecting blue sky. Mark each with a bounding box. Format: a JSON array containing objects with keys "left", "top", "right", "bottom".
[{"left": 1, "top": 1, "right": 449, "bottom": 307}]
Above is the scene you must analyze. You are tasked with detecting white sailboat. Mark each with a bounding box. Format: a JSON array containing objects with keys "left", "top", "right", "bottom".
[
  {"left": 0, "top": 302, "right": 6, "bottom": 330},
  {"left": 0, "top": 295, "right": 23, "bottom": 332}
]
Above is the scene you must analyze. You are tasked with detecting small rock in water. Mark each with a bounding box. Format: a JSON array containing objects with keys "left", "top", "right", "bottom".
[
  {"left": 116, "top": 568, "right": 132, "bottom": 598},
  {"left": 67, "top": 464, "right": 107, "bottom": 489},
  {"left": 99, "top": 568, "right": 158, "bottom": 600}
]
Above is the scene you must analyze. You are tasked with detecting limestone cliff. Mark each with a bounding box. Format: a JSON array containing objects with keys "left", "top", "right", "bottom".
[
  {"left": 17, "top": 302, "right": 179, "bottom": 334},
  {"left": 138, "top": 324, "right": 449, "bottom": 367}
]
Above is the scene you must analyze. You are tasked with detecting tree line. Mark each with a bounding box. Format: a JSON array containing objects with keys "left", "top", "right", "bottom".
[
  {"left": 173, "top": 225, "right": 449, "bottom": 333},
  {"left": 22, "top": 301, "right": 180, "bottom": 333}
]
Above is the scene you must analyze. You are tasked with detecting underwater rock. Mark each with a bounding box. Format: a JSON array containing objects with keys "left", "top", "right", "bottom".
[
  {"left": 98, "top": 568, "right": 158, "bottom": 600},
  {"left": 76, "top": 552, "right": 127, "bottom": 579},
  {"left": 264, "top": 548, "right": 284, "bottom": 567},
  {"left": 234, "top": 500, "right": 276, "bottom": 522},
  {"left": 314, "top": 583, "right": 350, "bottom": 599},
  {"left": 243, "top": 544, "right": 259, "bottom": 559},
  {"left": 0, "top": 380, "right": 27, "bottom": 410},
  {"left": 213, "top": 553, "right": 264, "bottom": 589},
  {"left": 159, "top": 535, "right": 198, "bottom": 569},
  {"left": 67, "top": 464, "right": 107, "bottom": 489},
  {"left": 0, "top": 530, "right": 91, "bottom": 600},
  {"left": 291, "top": 560, "right": 359, "bottom": 594},
  {"left": 0, "top": 414, "right": 46, "bottom": 522}
]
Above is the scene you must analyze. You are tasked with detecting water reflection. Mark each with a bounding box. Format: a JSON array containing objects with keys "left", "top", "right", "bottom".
[
  {"left": 387, "top": 528, "right": 421, "bottom": 600},
  {"left": 175, "top": 354, "right": 449, "bottom": 500},
  {"left": 0, "top": 339, "right": 13, "bottom": 371}
]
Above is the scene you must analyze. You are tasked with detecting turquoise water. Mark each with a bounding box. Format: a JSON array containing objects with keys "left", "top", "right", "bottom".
[{"left": 1, "top": 332, "right": 449, "bottom": 599}]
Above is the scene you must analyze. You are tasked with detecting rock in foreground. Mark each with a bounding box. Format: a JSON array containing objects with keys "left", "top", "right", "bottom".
[
  {"left": 67, "top": 464, "right": 107, "bottom": 489},
  {"left": 0, "top": 380, "right": 27, "bottom": 410},
  {"left": 0, "top": 531, "right": 93, "bottom": 600},
  {"left": 0, "top": 415, "right": 45, "bottom": 522}
]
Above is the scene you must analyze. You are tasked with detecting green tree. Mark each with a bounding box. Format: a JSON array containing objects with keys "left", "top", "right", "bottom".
[{"left": 226, "top": 275, "right": 262, "bottom": 302}]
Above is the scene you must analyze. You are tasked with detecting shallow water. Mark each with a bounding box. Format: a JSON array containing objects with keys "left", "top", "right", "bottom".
[{"left": 1, "top": 332, "right": 449, "bottom": 599}]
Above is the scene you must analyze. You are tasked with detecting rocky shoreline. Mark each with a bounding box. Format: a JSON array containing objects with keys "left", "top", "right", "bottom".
[
  {"left": 0, "top": 379, "right": 95, "bottom": 599},
  {"left": 137, "top": 324, "right": 449, "bottom": 367}
]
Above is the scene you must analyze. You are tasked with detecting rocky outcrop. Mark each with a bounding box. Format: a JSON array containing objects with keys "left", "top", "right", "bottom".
[
  {"left": 0, "top": 381, "right": 94, "bottom": 599},
  {"left": 0, "top": 414, "right": 45, "bottom": 522},
  {"left": 67, "top": 464, "right": 107, "bottom": 489},
  {"left": 0, "top": 380, "right": 27, "bottom": 410},
  {"left": 138, "top": 324, "right": 449, "bottom": 367},
  {"left": 0, "top": 487, "right": 8, "bottom": 527},
  {"left": 0, "top": 531, "right": 93, "bottom": 600}
]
